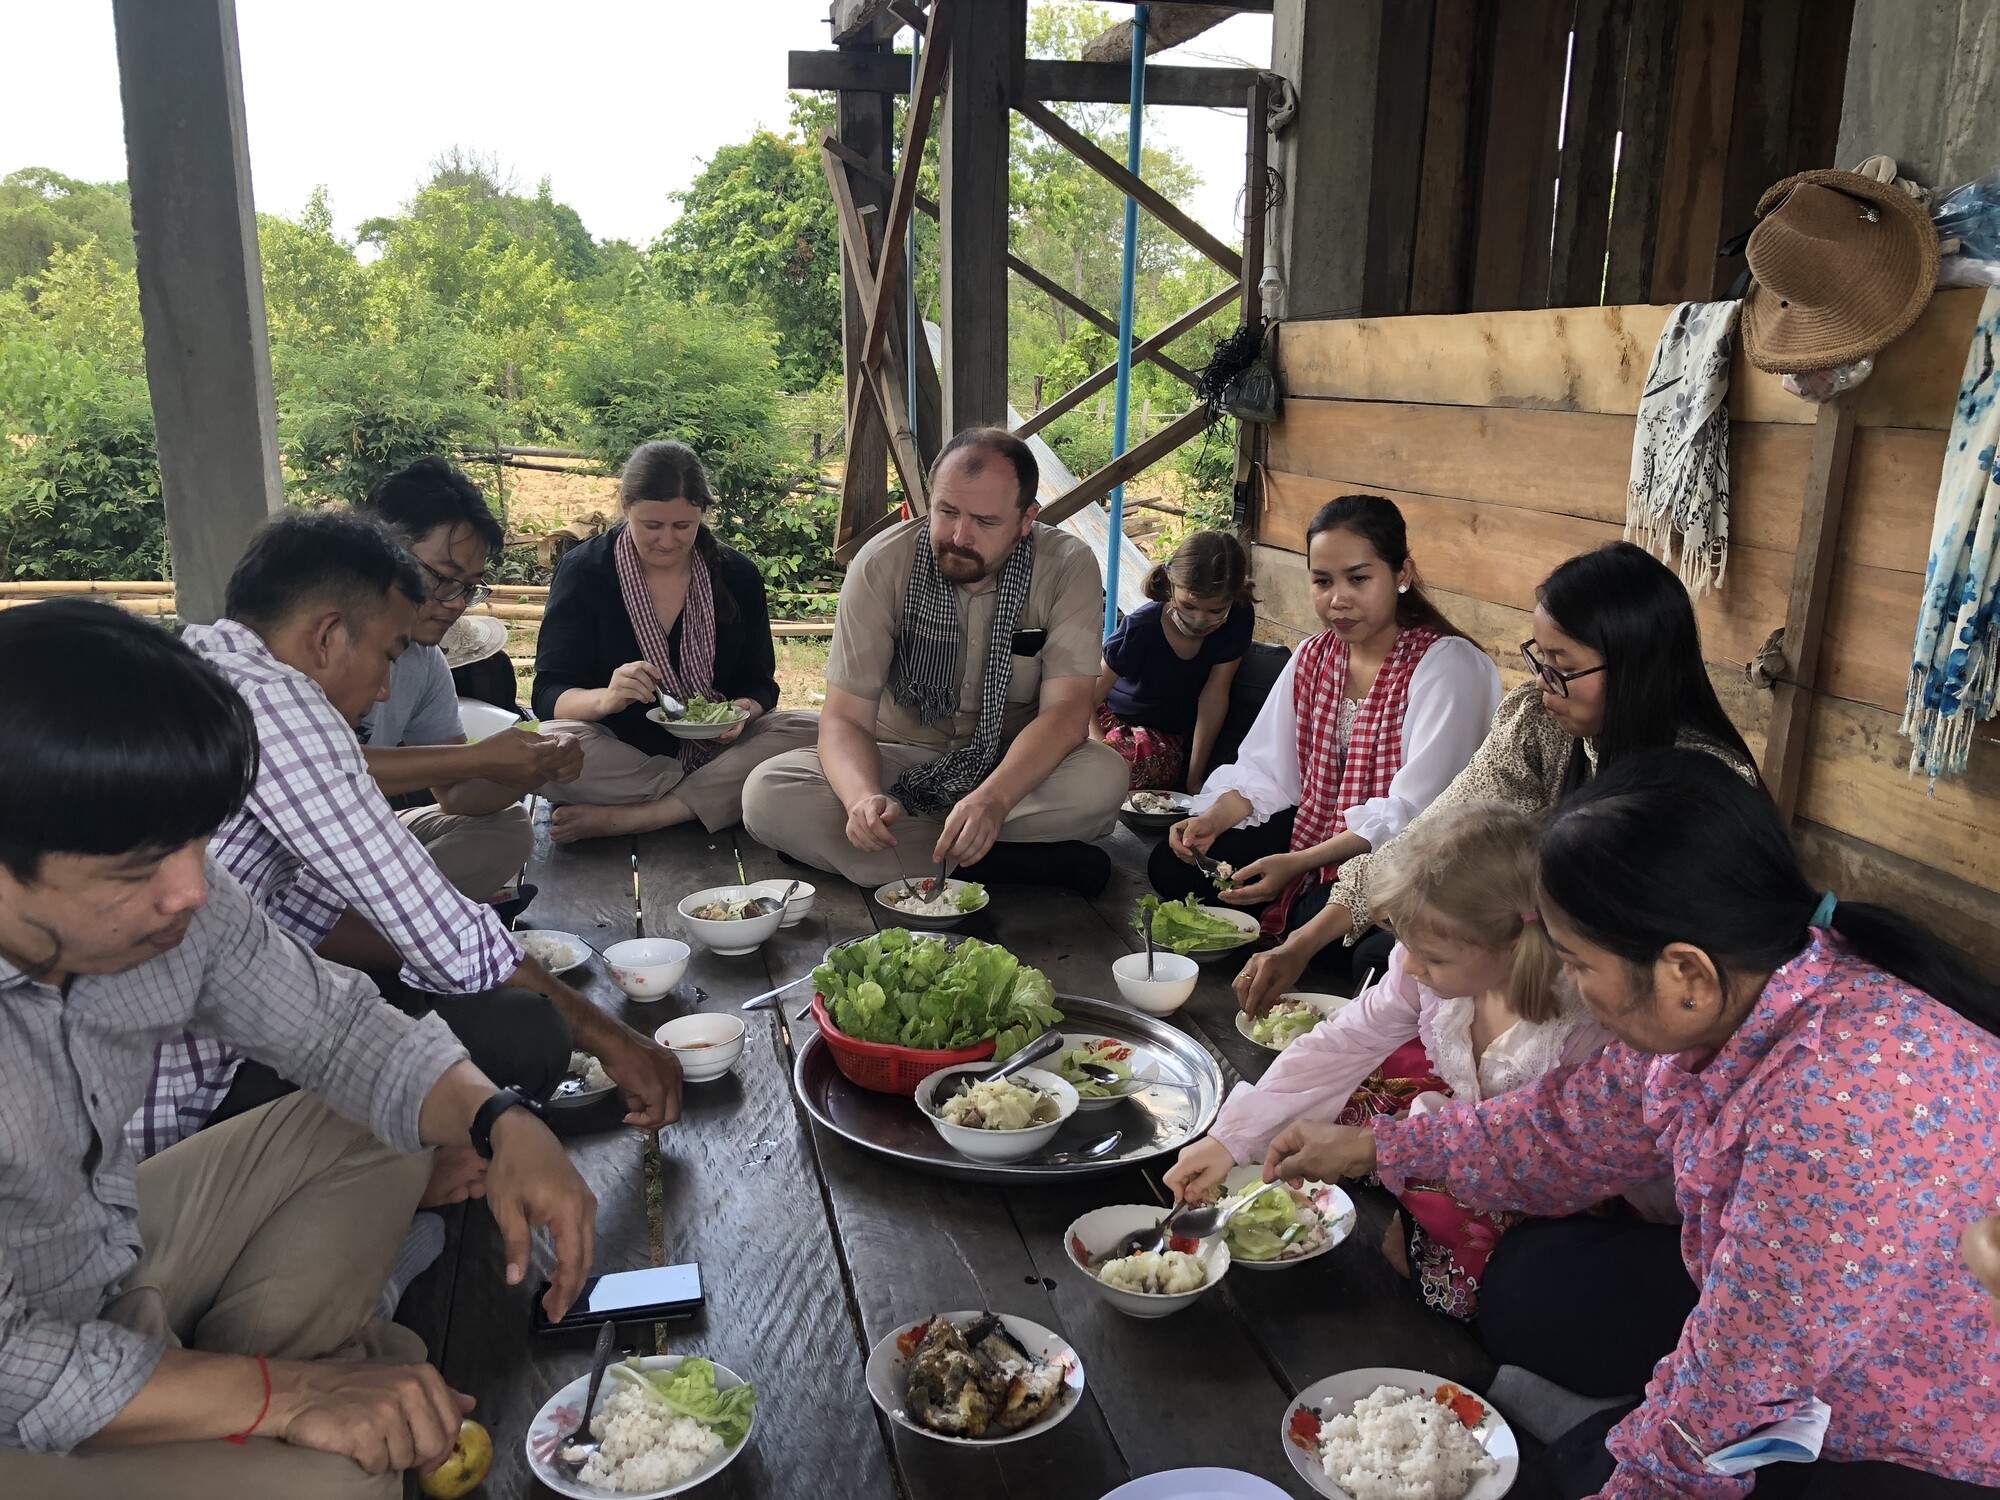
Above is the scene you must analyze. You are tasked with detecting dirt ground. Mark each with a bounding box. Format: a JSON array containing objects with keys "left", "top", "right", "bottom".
[{"left": 509, "top": 636, "right": 828, "bottom": 715}]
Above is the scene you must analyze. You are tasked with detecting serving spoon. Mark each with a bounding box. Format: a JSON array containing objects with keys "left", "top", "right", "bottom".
[
  {"left": 742, "top": 878, "right": 800, "bottom": 920},
  {"left": 944, "top": 1028, "right": 1065, "bottom": 1098},
  {"left": 1107, "top": 1179, "right": 1289, "bottom": 1262},
  {"left": 1036, "top": 1130, "right": 1122, "bottom": 1166},
  {"left": 556, "top": 1320, "right": 620, "bottom": 1473},
  {"left": 655, "top": 689, "right": 686, "bottom": 722}
]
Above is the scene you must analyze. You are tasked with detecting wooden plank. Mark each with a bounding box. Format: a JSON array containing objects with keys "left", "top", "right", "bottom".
[
  {"left": 1014, "top": 284, "right": 1237, "bottom": 442},
  {"left": 1240, "top": 75, "right": 1271, "bottom": 327},
  {"left": 1798, "top": 820, "right": 2000, "bottom": 980},
  {"left": 1548, "top": 0, "right": 1631, "bottom": 309},
  {"left": 1649, "top": 0, "right": 1744, "bottom": 303},
  {"left": 860, "top": 0, "right": 952, "bottom": 372},
  {"left": 1407, "top": 0, "right": 1483, "bottom": 315},
  {"left": 940, "top": 0, "right": 1018, "bottom": 430},
  {"left": 1467, "top": 0, "right": 1567, "bottom": 311},
  {"left": 1359, "top": 0, "right": 1435, "bottom": 317},
  {"left": 1040, "top": 406, "right": 1212, "bottom": 525},
  {"left": 1715, "top": 0, "right": 1805, "bottom": 290},
  {"left": 1271, "top": 290, "right": 1986, "bottom": 428},
  {"left": 1603, "top": 0, "right": 1684, "bottom": 305},
  {"left": 835, "top": 59, "right": 896, "bottom": 553},
  {"left": 792, "top": 51, "right": 1268, "bottom": 110},
  {"left": 1016, "top": 99, "right": 1245, "bottom": 279}
]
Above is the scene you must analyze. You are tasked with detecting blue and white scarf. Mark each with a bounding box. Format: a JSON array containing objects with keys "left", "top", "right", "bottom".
[
  {"left": 1627, "top": 300, "right": 1740, "bottom": 600},
  {"left": 1902, "top": 286, "right": 2000, "bottom": 781}
]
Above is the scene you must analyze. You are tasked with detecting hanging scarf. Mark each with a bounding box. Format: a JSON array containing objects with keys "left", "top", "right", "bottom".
[
  {"left": 615, "top": 523, "right": 721, "bottom": 769},
  {"left": 1627, "top": 300, "right": 1740, "bottom": 599},
  {"left": 889, "top": 530, "right": 1037, "bottom": 816},
  {"left": 1902, "top": 286, "right": 2000, "bottom": 780},
  {"left": 1264, "top": 625, "right": 1440, "bottom": 936}
]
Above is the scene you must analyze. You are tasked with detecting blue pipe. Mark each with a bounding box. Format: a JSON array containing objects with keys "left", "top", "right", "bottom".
[
  {"left": 906, "top": 25, "right": 921, "bottom": 470},
  {"left": 1103, "top": 4, "right": 1147, "bottom": 639}
]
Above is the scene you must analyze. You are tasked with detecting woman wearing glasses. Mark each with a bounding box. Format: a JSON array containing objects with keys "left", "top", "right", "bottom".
[
  {"left": 532, "top": 440, "right": 820, "bottom": 841},
  {"left": 1233, "top": 540, "right": 1759, "bottom": 1013}
]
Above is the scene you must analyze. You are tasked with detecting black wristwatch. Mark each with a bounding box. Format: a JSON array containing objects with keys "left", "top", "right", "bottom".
[{"left": 470, "top": 1087, "right": 540, "bottom": 1160}]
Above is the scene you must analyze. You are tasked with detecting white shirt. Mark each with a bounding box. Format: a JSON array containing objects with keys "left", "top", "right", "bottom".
[{"left": 1191, "top": 635, "right": 1502, "bottom": 849}]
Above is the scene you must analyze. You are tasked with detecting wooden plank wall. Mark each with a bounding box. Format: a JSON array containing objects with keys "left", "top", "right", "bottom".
[{"left": 1253, "top": 288, "right": 2000, "bottom": 973}]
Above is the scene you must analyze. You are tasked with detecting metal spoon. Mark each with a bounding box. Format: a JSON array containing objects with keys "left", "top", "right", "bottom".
[
  {"left": 1142, "top": 915, "right": 1157, "bottom": 979},
  {"left": 743, "top": 878, "right": 800, "bottom": 920},
  {"left": 1073, "top": 1061, "right": 1195, "bottom": 1096},
  {"left": 947, "top": 1028, "right": 1064, "bottom": 1097},
  {"left": 556, "top": 1320, "right": 620, "bottom": 1473},
  {"left": 655, "top": 689, "right": 687, "bottom": 722},
  {"left": 1164, "top": 1179, "right": 1290, "bottom": 1241},
  {"left": 1037, "top": 1130, "right": 1122, "bottom": 1166}
]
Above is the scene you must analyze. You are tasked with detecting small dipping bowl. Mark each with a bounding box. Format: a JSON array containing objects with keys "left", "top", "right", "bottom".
[
  {"left": 914, "top": 1064, "right": 1079, "bottom": 1163},
  {"left": 1110, "top": 951, "right": 1199, "bottom": 1015},
  {"left": 655, "top": 1012, "right": 747, "bottom": 1082},
  {"left": 678, "top": 886, "right": 785, "bottom": 955},
  {"left": 750, "top": 878, "right": 816, "bottom": 928},
  {"left": 602, "top": 938, "right": 690, "bottom": 1001}
]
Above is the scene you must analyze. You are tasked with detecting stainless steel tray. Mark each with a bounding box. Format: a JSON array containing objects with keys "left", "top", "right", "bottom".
[{"left": 793, "top": 993, "right": 1223, "bottom": 1184}]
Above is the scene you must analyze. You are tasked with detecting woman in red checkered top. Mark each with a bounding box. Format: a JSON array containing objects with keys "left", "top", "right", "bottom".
[{"left": 1153, "top": 494, "right": 1502, "bottom": 992}]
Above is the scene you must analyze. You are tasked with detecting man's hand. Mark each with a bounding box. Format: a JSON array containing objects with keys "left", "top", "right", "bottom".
[
  {"left": 603, "top": 660, "right": 661, "bottom": 714},
  {"left": 935, "top": 789, "right": 1006, "bottom": 867},
  {"left": 844, "top": 793, "right": 903, "bottom": 853},
  {"left": 268, "top": 1359, "right": 474, "bottom": 1476},
  {"left": 1218, "top": 850, "right": 1309, "bottom": 906},
  {"left": 485, "top": 1106, "right": 598, "bottom": 1320},
  {"left": 1233, "top": 940, "right": 1313, "bottom": 1016},
  {"left": 1168, "top": 811, "right": 1227, "bottom": 863},
  {"left": 539, "top": 732, "right": 585, "bottom": 785},
  {"left": 594, "top": 1024, "right": 684, "bottom": 1130},
  {"left": 475, "top": 728, "right": 582, "bottom": 792},
  {"left": 1264, "top": 1121, "right": 1377, "bottom": 1185}
]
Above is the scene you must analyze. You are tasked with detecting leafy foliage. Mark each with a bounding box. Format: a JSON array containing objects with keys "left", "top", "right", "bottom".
[{"left": 0, "top": 169, "right": 134, "bottom": 289}]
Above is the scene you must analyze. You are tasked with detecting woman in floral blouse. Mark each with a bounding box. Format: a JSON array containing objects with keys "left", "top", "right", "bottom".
[{"left": 1264, "top": 751, "right": 2000, "bottom": 1499}]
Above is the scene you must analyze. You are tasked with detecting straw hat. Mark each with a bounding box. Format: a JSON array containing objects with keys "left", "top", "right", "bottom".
[
  {"left": 440, "top": 613, "right": 508, "bottom": 668},
  {"left": 1741, "top": 169, "right": 1939, "bottom": 373}
]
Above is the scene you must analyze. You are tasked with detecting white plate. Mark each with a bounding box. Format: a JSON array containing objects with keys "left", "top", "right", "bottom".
[
  {"left": 518, "top": 929, "right": 591, "bottom": 976},
  {"left": 1175, "top": 904, "right": 1260, "bottom": 963},
  {"left": 525, "top": 1355, "right": 755, "bottom": 1498},
  {"left": 547, "top": 1053, "right": 618, "bottom": 1111},
  {"left": 1233, "top": 992, "right": 1351, "bottom": 1052},
  {"left": 1283, "top": 1367, "right": 1517, "bottom": 1500},
  {"left": 1121, "top": 792, "right": 1194, "bottom": 824},
  {"left": 644, "top": 705, "right": 749, "bottom": 740},
  {"left": 865, "top": 1311, "right": 1084, "bottom": 1445},
  {"left": 1101, "top": 1470, "right": 1295, "bottom": 1500},
  {"left": 1054, "top": 1031, "right": 1170, "bottom": 1113},
  {"left": 1217, "top": 1165, "right": 1356, "bottom": 1269},
  {"left": 874, "top": 877, "right": 989, "bottom": 931}
]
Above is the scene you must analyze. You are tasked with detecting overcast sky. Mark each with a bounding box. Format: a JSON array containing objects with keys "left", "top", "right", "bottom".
[{"left": 3, "top": 3, "right": 1272, "bottom": 249}]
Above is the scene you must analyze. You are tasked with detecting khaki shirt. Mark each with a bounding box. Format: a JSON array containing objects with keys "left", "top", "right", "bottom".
[{"left": 827, "top": 518, "right": 1105, "bottom": 751}]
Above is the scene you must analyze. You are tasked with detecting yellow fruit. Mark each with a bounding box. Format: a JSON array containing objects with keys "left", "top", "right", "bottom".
[{"left": 419, "top": 1418, "right": 493, "bottom": 1499}]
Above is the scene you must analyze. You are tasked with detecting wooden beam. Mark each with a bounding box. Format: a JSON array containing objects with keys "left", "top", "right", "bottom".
[
  {"left": 1359, "top": 0, "right": 1435, "bottom": 316},
  {"left": 1013, "top": 283, "right": 1236, "bottom": 441},
  {"left": 1235, "top": 75, "right": 1271, "bottom": 508},
  {"left": 1017, "top": 98, "right": 1244, "bottom": 278},
  {"left": 1406, "top": 0, "right": 1483, "bottom": 314},
  {"left": 1603, "top": 0, "right": 1682, "bottom": 305},
  {"left": 941, "top": 0, "right": 1018, "bottom": 429},
  {"left": 833, "top": 28, "right": 896, "bottom": 553},
  {"left": 1650, "top": 0, "right": 1746, "bottom": 303},
  {"left": 1548, "top": 0, "right": 1632, "bottom": 307},
  {"left": 1082, "top": 3, "right": 1250, "bottom": 63},
  {"left": 1468, "top": 0, "right": 1569, "bottom": 311},
  {"left": 790, "top": 52, "right": 1265, "bottom": 109},
  {"left": 1041, "top": 407, "right": 1212, "bottom": 525},
  {"left": 1763, "top": 394, "right": 1858, "bottom": 821},
  {"left": 860, "top": 0, "right": 952, "bottom": 372}
]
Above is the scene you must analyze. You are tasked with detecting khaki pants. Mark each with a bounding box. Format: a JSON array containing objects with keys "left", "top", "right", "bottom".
[
  {"left": 740, "top": 738, "right": 1129, "bottom": 886},
  {"left": 397, "top": 800, "right": 531, "bottom": 902},
  {"left": 0, "top": 1094, "right": 431, "bottom": 1499},
  {"left": 538, "top": 712, "right": 820, "bottom": 832}
]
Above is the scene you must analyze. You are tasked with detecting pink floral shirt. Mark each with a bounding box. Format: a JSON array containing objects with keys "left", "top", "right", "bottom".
[{"left": 1375, "top": 932, "right": 2000, "bottom": 1497}]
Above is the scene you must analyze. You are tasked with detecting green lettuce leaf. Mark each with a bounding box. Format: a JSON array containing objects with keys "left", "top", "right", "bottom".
[
  {"left": 1137, "top": 894, "right": 1253, "bottom": 955},
  {"left": 611, "top": 1356, "right": 755, "bottom": 1446}
]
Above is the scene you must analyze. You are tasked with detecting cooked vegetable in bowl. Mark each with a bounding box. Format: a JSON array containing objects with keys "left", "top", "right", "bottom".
[
  {"left": 1250, "top": 997, "right": 1323, "bottom": 1049},
  {"left": 1095, "top": 1249, "right": 1208, "bottom": 1295},
  {"left": 934, "top": 1077, "right": 1059, "bottom": 1131}
]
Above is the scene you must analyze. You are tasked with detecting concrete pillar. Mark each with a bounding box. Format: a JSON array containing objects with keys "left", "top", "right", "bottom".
[
  {"left": 113, "top": 0, "right": 283, "bottom": 625},
  {"left": 1267, "top": 0, "right": 1383, "bottom": 320},
  {"left": 1836, "top": 0, "right": 2000, "bottom": 190},
  {"left": 939, "top": 0, "right": 1021, "bottom": 431}
]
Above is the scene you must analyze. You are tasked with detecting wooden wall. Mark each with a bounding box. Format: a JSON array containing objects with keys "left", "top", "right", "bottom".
[{"left": 1250, "top": 288, "right": 2000, "bottom": 973}]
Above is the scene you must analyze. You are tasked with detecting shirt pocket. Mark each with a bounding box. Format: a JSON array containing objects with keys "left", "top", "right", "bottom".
[{"left": 1004, "top": 646, "right": 1045, "bottom": 707}]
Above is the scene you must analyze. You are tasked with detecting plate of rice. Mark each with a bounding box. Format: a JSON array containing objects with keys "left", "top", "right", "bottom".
[
  {"left": 1282, "top": 1368, "right": 1516, "bottom": 1500},
  {"left": 520, "top": 929, "right": 592, "bottom": 976},
  {"left": 549, "top": 1051, "right": 617, "bottom": 1110},
  {"left": 526, "top": 1354, "right": 756, "bottom": 1497}
]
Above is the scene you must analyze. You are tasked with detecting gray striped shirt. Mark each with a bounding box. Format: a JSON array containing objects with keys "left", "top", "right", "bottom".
[{"left": 0, "top": 861, "right": 465, "bottom": 1453}]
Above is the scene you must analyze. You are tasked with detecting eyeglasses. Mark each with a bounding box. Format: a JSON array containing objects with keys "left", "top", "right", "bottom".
[
  {"left": 414, "top": 557, "right": 492, "bottom": 607},
  {"left": 1519, "top": 638, "right": 1606, "bottom": 698}
]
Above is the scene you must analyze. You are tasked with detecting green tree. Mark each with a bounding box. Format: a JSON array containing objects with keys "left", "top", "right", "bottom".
[
  {"left": 0, "top": 169, "right": 135, "bottom": 288},
  {"left": 258, "top": 187, "right": 367, "bottom": 352}
]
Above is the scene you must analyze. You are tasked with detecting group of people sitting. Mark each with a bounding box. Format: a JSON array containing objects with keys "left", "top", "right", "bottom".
[{"left": 0, "top": 421, "right": 1994, "bottom": 1499}]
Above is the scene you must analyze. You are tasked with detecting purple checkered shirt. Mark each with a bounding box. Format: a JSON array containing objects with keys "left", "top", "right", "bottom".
[{"left": 128, "top": 621, "right": 522, "bottom": 1159}]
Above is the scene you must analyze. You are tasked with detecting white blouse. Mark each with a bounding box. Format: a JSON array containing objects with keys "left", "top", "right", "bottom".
[{"left": 1191, "top": 635, "right": 1503, "bottom": 850}]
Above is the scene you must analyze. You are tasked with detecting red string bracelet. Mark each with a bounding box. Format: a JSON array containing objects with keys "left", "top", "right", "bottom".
[{"left": 223, "top": 1355, "right": 271, "bottom": 1445}]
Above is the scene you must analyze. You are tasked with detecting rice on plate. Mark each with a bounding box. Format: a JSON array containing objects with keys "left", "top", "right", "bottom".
[
  {"left": 1316, "top": 1385, "right": 1494, "bottom": 1500},
  {"left": 575, "top": 1384, "right": 726, "bottom": 1493}
]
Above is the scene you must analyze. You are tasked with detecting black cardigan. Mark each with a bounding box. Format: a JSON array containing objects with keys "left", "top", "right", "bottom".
[{"left": 532, "top": 528, "right": 780, "bottom": 758}]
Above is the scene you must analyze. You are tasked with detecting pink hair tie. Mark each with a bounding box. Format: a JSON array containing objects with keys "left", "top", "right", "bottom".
[{"left": 1521, "top": 911, "right": 1540, "bottom": 924}]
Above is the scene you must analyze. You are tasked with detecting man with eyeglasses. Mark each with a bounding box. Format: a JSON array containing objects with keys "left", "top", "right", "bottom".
[{"left": 353, "top": 459, "right": 583, "bottom": 911}]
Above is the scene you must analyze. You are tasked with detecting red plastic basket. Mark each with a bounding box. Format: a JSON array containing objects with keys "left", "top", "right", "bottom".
[{"left": 810, "top": 993, "right": 995, "bottom": 1095}]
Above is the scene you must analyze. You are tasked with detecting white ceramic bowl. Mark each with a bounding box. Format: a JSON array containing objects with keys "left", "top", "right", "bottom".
[
  {"left": 654, "top": 1012, "right": 746, "bottom": 1082},
  {"left": 677, "top": 886, "right": 785, "bottom": 955},
  {"left": 457, "top": 697, "right": 522, "bottom": 743},
  {"left": 913, "top": 1064, "right": 1079, "bottom": 1163},
  {"left": 865, "top": 1311, "right": 1085, "bottom": 1446},
  {"left": 1063, "top": 1204, "right": 1231, "bottom": 1318},
  {"left": 750, "top": 878, "right": 816, "bottom": 928},
  {"left": 601, "top": 938, "right": 689, "bottom": 1000},
  {"left": 873, "top": 878, "right": 989, "bottom": 931},
  {"left": 1111, "top": 951, "right": 1199, "bottom": 1015}
]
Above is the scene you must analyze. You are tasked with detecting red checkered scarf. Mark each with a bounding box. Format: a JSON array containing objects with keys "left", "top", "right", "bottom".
[
  {"left": 1262, "top": 625, "right": 1441, "bottom": 936},
  {"left": 615, "top": 523, "right": 720, "bottom": 769}
]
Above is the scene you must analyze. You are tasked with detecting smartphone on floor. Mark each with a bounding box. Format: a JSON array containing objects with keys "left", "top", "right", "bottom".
[{"left": 532, "top": 1262, "right": 703, "bottom": 1335}]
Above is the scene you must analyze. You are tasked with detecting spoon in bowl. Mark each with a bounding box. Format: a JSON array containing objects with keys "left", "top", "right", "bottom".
[
  {"left": 742, "top": 878, "right": 800, "bottom": 920},
  {"left": 655, "top": 689, "right": 687, "bottom": 722}
]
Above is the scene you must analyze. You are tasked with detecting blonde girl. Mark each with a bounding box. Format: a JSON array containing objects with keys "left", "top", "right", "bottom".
[{"left": 1163, "top": 800, "right": 1611, "bottom": 1319}]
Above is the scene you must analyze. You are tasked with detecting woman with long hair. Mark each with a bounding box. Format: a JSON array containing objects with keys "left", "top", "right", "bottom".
[
  {"left": 1155, "top": 494, "right": 1502, "bottom": 989},
  {"left": 1261, "top": 751, "right": 2000, "bottom": 1499},
  {"left": 533, "top": 440, "right": 819, "bottom": 840},
  {"left": 1234, "top": 539, "right": 1758, "bottom": 1011}
]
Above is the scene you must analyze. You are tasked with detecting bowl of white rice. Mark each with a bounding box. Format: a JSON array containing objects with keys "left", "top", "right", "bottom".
[
  {"left": 1281, "top": 1368, "right": 1517, "bottom": 1500},
  {"left": 526, "top": 1354, "right": 755, "bottom": 1498}
]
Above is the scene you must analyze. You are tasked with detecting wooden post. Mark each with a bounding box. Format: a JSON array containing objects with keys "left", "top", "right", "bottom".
[
  {"left": 1032, "top": 374, "right": 1044, "bottom": 412},
  {"left": 940, "top": 0, "right": 1022, "bottom": 430},
  {"left": 112, "top": 0, "right": 283, "bottom": 624},
  {"left": 834, "top": 17, "right": 897, "bottom": 550},
  {"left": 1235, "top": 76, "right": 1270, "bottom": 519},
  {"left": 1650, "top": 0, "right": 1746, "bottom": 303},
  {"left": 1762, "top": 394, "right": 1858, "bottom": 822},
  {"left": 1268, "top": 0, "right": 1380, "bottom": 319}
]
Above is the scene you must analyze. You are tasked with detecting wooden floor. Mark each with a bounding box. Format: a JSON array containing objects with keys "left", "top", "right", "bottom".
[{"left": 398, "top": 815, "right": 1560, "bottom": 1500}]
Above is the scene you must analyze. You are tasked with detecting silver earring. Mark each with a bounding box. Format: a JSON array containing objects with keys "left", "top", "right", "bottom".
[{"left": 1397, "top": 584, "right": 1408, "bottom": 594}]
